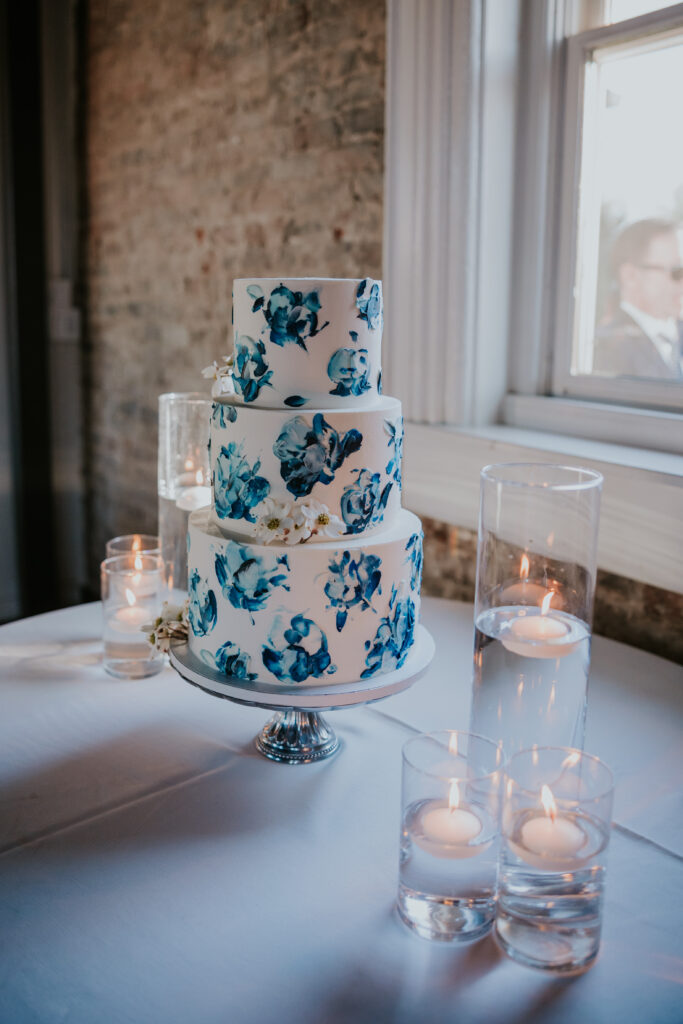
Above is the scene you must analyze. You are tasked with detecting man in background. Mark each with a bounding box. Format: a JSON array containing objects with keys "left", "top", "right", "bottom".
[{"left": 593, "top": 218, "right": 683, "bottom": 379}]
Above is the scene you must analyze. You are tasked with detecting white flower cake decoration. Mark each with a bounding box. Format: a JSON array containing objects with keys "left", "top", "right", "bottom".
[{"left": 253, "top": 496, "right": 345, "bottom": 545}]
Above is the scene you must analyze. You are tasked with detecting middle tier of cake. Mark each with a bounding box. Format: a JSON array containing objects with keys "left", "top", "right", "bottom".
[
  {"left": 187, "top": 507, "right": 423, "bottom": 686},
  {"left": 210, "top": 396, "right": 404, "bottom": 542}
]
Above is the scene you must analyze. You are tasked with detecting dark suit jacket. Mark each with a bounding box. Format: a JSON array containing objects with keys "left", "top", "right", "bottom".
[{"left": 593, "top": 309, "right": 681, "bottom": 380}]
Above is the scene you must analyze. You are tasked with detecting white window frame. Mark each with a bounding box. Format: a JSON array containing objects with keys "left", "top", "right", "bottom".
[
  {"left": 383, "top": 0, "right": 683, "bottom": 595},
  {"left": 553, "top": 4, "right": 683, "bottom": 412}
]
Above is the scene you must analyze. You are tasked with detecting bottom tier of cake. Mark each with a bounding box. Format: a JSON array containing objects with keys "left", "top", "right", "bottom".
[{"left": 187, "top": 507, "right": 423, "bottom": 686}]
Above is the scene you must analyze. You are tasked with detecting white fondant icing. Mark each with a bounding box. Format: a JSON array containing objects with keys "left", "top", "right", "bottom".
[
  {"left": 187, "top": 507, "right": 422, "bottom": 686},
  {"left": 210, "top": 396, "right": 403, "bottom": 542},
  {"left": 231, "top": 277, "right": 382, "bottom": 409}
]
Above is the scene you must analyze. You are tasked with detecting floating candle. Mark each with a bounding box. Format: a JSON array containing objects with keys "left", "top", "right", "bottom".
[
  {"left": 413, "top": 782, "right": 490, "bottom": 860},
  {"left": 501, "top": 592, "right": 579, "bottom": 659},
  {"left": 176, "top": 485, "right": 211, "bottom": 511},
  {"left": 500, "top": 555, "right": 549, "bottom": 605},
  {"left": 109, "top": 604, "right": 152, "bottom": 633},
  {"left": 508, "top": 785, "right": 591, "bottom": 871}
]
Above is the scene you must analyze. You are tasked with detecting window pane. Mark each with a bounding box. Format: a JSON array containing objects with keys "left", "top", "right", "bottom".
[
  {"left": 572, "top": 30, "right": 683, "bottom": 384},
  {"left": 605, "top": 0, "right": 681, "bottom": 25}
]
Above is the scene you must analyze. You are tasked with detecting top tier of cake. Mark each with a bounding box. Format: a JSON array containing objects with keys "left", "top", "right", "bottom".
[{"left": 227, "top": 277, "right": 383, "bottom": 409}]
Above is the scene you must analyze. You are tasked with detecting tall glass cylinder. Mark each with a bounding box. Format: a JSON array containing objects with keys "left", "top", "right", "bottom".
[
  {"left": 158, "top": 393, "right": 212, "bottom": 596},
  {"left": 470, "top": 464, "right": 603, "bottom": 758}
]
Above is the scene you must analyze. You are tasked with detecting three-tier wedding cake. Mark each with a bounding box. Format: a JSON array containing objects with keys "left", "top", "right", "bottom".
[{"left": 186, "top": 277, "right": 423, "bottom": 686}]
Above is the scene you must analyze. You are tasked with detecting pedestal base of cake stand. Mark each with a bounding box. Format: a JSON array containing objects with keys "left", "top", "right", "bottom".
[{"left": 169, "top": 625, "right": 435, "bottom": 765}]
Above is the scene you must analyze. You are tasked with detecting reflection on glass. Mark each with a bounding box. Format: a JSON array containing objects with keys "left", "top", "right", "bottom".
[
  {"left": 606, "top": 0, "right": 681, "bottom": 25},
  {"left": 573, "top": 29, "right": 683, "bottom": 382}
]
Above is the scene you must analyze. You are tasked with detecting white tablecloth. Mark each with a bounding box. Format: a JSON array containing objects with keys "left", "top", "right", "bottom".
[{"left": 0, "top": 599, "right": 681, "bottom": 1024}]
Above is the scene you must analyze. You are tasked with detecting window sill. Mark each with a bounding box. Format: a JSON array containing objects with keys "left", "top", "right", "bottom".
[{"left": 403, "top": 421, "right": 683, "bottom": 594}]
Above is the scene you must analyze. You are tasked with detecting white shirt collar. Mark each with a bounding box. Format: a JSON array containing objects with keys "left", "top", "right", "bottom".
[{"left": 620, "top": 302, "right": 678, "bottom": 367}]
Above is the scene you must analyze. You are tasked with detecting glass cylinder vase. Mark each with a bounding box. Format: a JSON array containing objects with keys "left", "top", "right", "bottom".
[
  {"left": 101, "top": 554, "right": 164, "bottom": 678},
  {"left": 158, "top": 393, "right": 212, "bottom": 597},
  {"left": 496, "top": 746, "right": 614, "bottom": 973},
  {"left": 470, "top": 463, "right": 603, "bottom": 758},
  {"left": 398, "top": 731, "right": 503, "bottom": 943}
]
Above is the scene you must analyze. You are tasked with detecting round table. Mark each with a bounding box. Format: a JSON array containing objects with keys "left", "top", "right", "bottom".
[{"left": 0, "top": 598, "right": 681, "bottom": 1024}]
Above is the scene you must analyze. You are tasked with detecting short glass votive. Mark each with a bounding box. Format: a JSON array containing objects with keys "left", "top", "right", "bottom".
[
  {"left": 496, "top": 746, "right": 614, "bottom": 974},
  {"left": 158, "top": 392, "right": 212, "bottom": 596},
  {"left": 105, "top": 534, "right": 161, "bottom": 558},
  {"left": 101, "top": 554, "right": 165, "bottom": 678},
  {"left": 398, "top": 731, "right": 503, "bottom": 943}
]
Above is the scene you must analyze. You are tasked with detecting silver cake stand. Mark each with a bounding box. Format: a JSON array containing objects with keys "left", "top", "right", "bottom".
[{"left": 169, "top": 625, "right": 435, "bottom": 765}]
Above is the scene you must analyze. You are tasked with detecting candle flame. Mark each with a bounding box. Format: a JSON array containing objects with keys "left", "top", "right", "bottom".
[
  {"left": 195, "top": 469, "right": 204, "bottom": 485},
  {"left": 541, "top": 591, "right": 554, "bottom": 616},
  {"left": 448, "top": 733, "right": 458, "bottom": 756},
  {"left": 562, "top": 751, "right": 581, "bottom": 769},
  {"left": 541, "top": 784, "right": 557, "bottom": 822},
  {"left": 134, "top": 554, "right": 143, "bottom": 571},
  {"left": 184, "top": 458, "right": 194, "bottom": 471},
  {"left": 132, "top": 535, "right": 142, "bottom": 553},
  {"left": 448, "top": 780, "right": 460, "bottom": 812},
  {"left": 520, "top": 554, "right": 530, "bottom": 580},
  {"left": 125, "top": 588, "right": 136, "bottom": 607}
]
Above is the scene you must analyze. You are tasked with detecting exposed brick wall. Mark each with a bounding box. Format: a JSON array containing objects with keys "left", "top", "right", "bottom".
[
  {"left": 83, "top": 1, "right": 679, "bottom": 665},
  {"left": 85, "top": 0, "right": 386, "bottom": 578}
]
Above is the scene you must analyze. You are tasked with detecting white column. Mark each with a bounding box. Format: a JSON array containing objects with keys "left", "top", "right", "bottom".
[{"left": 383, "top": 0, "right": 521, "bottom": 427}]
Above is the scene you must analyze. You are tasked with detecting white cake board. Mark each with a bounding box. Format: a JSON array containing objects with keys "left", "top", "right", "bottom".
[{"left": 169, "top": 625, "right": 435, "bottom": 712}]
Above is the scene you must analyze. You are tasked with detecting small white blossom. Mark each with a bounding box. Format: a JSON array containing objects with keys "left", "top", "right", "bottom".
[
  {"left": 212, "top": 375, "right": 235, "bottom": 398},
  {"left": 253, "top": 497, "right": 305, "bottom": 545},
  {"left": 202, "top": 355, "right": 235, "bottom": 396},
  {"left": 201, "top": 361, "right": 220, "bottom": 380},
  {"left": 142, "top": 600, "right": 189, "bottom": 653},
  {"left": 299, "top": 499, "right": 345, "bottom": 539}
]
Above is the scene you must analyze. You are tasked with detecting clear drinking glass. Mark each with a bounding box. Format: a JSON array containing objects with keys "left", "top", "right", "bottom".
[
  {"left": 158, "top": 393, "right": 211, "bottom": 596},
  {"left": 471, "top": 464, "right": 603, "bottom": 758},
  {"left": 496, "top": 746, "right": 614, "bottom": 973},
  {"left": 105, "top": 534, "right": 161, "bottom": 558},
  {"left": 398, "top": 731, "right": 503, "bottom": 943},
  {"left": 101, "top": 554, "right": 164, "bottom": 678}
]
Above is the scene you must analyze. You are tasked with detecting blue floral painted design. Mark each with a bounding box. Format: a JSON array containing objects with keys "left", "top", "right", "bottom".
[
  {"left": 212, "top": 402, "right": 237, "bottom": 428},
  {"left": 214, "top": 544, "right": 289, "bottom": 621},
  {"left": 214, "top": 442, "right": 270, "bottom": 523},
  {"left": 377, "top": 369, "right": 382, "bottom": 395},
  {"left": 284, "top": 395, "right": 308, "bottom": 407},
  {"left": 232, "top": 333, "right": 273, "bottom": 403},
  {"left": 327, "top": 347, "right": 371, "bottom": 397},
  {"left": 188, "top": 569, "right": 217, "bottom": 637},
  {"left": 250, "top": 283, "right": 329, "bottom": 350},
  {"left": 340, "top": 469, "right": 392, "bottom": 534},
  {"left": 384, "top": 417, "right": 404, "bottom": 487},
  {"left": 362, "top": 585, "right": 416, "bottom": 678},
  {"left": 273, "top": 413, "right": 362, "bottom": 499},
  {"left": 246, "top": 283, "right": 265, "bottom": 312},
  {"left": 262, "top": 613, "right": 336, "bottom": 683},
  {"left": 324, "top": 551, "right": 382, "bottom": 632},
  {"left": 215, "top": 641, "right": 257, "bottom": 681},
  {"left": 355, "top": 278, "right": 382, "bottom": 331},
  {"left": 405, "top": 533, "right": 423, "bottom": 592}
]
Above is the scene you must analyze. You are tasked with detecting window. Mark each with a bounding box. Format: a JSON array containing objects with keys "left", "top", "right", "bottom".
[
  {"left": 384, "top": 0, "right": 682, "bottom": 591},
  {"left": 554, "top": 3, "right": 683, "bottom": 410}
]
